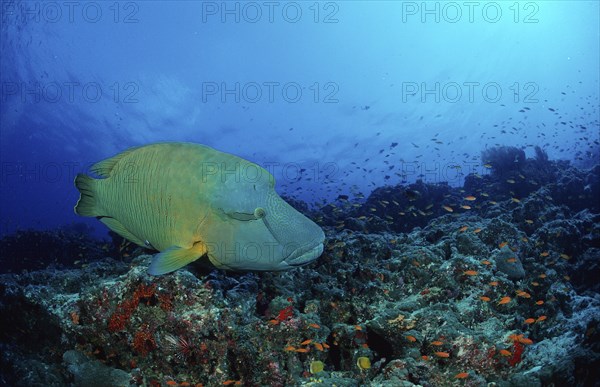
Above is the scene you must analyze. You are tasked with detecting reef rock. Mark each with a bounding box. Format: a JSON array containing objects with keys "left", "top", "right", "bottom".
[{"left": 494, "top": 245, "right": 526, "bottom": 280}]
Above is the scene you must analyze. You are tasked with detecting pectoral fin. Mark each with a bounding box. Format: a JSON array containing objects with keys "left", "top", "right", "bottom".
[{"left": 148, "top": 242, "right": 207, "bottom": 275}]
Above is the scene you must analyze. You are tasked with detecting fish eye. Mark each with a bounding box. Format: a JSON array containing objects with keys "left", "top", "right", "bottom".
[{"left": 254, "top": 207, "right": 266, "bottom": 219}]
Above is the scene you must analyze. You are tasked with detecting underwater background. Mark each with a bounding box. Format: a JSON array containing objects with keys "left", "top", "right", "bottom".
[{"left": 1, "top": 1, "right": 599, "bottom": 386}]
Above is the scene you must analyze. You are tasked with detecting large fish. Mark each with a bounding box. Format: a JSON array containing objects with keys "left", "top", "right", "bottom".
[{"left": 74, "top": 142, "right": 325, "bottom": 275}]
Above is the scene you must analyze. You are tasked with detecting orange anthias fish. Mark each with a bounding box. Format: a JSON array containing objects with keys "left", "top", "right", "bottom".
[
  {"left": 463, "top": 270, "right": 478, "bottom": 276},
  {"left": 519, "top": 337, "right": 534, "bottom": 345},
  {"left": 464, "top": 195, "right": 476, "bottom": 201},
  {"left": 455, "top": 372, "right": 469, "bottom": 379},
  {"left": 498, "top": 296, "right": 512, "bottom": 305},
  {"left": 509, "top": 334, "right": 534, "bottom": 345},
  {"left": 434, "top": 351, "right": 450, "bottom": 358}
]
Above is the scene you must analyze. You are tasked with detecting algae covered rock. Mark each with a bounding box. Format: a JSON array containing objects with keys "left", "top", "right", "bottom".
[
  {"left": 63, "top": 350, "right": 131, "bottom": 387},
  {"left": 1, "top": 155, "right": 599, "bottom": 386},
  {"left": 494, "top": 245, "right": 525, "bottom": 280}
]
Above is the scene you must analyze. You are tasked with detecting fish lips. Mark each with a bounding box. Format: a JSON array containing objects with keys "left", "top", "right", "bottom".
[{"left": 283, "top": 238, "right": 325, "bottom": 267}]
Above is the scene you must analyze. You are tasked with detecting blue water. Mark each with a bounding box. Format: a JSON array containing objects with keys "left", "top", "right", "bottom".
[{"left": 1, "top": 1, "right": 598, "bottom": 239}]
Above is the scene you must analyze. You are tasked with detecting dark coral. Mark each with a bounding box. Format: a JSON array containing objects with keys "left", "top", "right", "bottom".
[{"left": 481, "top": 146, "right": 526, "bottom": 177}]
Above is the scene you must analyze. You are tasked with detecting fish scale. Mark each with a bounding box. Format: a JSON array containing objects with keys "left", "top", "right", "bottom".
[{"left": 97, "top": 145, "right": 201, "bottom": 252}]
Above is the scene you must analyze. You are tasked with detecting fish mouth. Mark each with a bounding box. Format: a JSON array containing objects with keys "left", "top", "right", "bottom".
[{"left": 284, "top": 239, "right": 325, "bottom": 267}]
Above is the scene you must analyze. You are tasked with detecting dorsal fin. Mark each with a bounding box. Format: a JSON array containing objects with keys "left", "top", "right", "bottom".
[{"left": 90, "top": 145, "right": 143, "bottom": 177}]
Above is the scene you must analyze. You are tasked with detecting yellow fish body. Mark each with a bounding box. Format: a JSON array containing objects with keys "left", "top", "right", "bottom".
[{"left": 74, "top": 142, "right": 325, "bottom": 275}]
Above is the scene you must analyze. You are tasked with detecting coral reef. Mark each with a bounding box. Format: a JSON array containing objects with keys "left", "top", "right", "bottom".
[
  {"left": 481, "top": 146, "right": 526, "bottom": 176},
  {"left": 0, "top": 151, "right": 599, "bottom": 386},
  {"left": 0, "top": 226, "right": 145, "bottom": 274}
]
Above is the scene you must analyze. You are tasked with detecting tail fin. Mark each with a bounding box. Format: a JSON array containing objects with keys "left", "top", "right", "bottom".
[{"left": 74, "top": 174, "right": 99, "bottom": 217}]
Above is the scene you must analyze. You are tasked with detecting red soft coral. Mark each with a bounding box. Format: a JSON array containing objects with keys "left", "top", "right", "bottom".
[{"left": 508, "top": 340, "right": 524, "bottom": 366}]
